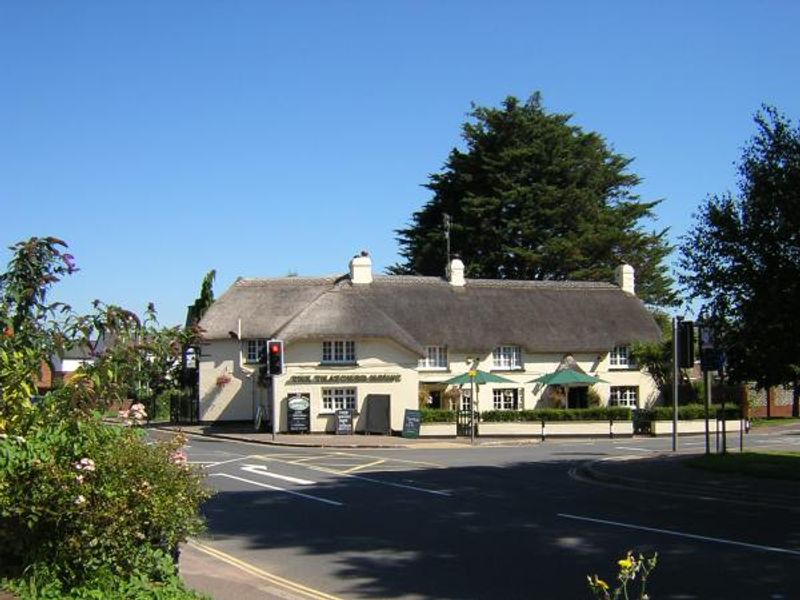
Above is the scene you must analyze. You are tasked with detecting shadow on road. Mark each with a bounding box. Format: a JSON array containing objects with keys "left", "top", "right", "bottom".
[{"left": 201, "top": 458, "right": 800, "bottom": 599}]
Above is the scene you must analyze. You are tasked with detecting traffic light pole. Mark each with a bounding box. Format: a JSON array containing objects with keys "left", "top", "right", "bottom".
[{"left": 672, "top": 316, "right": 681, "bottom": 452}]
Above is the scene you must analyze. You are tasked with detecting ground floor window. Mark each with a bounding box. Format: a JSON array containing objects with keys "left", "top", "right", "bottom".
[
  {"left": 609, "top": 386, "right": 639, "bottom": 408},
  {"left": 493, "top": 388, "right": 521, "bottom": 410},
  {"left": 460, "top": 388, "right": 472, "bottom": 411},
  {"left": 322, "top": 387, "right": 357, "bottom": 411}
]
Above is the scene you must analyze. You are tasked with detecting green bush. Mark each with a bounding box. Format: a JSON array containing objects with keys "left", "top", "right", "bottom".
[
  {"left": 420, "top": 409, "right": 456, "bottom": 423},
  {"left": 0, "top": 401, "right": 212, "bottom": 592},
  {"left": 480, "top": 407, "right": 632, "bottom": 422},
  {"left": 646, "top": 403, "right": 742, "bottom": 420}
]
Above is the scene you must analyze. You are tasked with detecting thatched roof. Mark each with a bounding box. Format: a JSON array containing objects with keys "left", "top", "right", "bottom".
[{"left": 199, "top": 274, "right": 661, "bottom": 355}]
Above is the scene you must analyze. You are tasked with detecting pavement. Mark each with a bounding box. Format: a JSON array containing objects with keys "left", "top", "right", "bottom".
[
  {"left": 153, "top": 422, "right": 529, "bottom": 448},
  {"left": 163, "top": 421, "right": 800, "bottom": 599}
]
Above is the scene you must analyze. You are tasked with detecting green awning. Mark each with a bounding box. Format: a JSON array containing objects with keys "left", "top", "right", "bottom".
[
  {"left": 530, "top": 368, "right": 606, "bottom": 386},
  {"left": 442, "top": 369, "right": 514, "bottom": 385}
]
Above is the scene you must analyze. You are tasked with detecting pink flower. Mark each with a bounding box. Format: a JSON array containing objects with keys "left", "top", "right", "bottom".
[{"left": 169, "top": 449, "right": 188, "bottom": 468}]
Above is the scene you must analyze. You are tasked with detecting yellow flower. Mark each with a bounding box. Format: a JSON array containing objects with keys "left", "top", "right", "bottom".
[
  {"left": 618, "top": 557, "right": 634, "bottom": 569},
  {"left": 594, "top": 576, "right": 610, "bottom": 590}
]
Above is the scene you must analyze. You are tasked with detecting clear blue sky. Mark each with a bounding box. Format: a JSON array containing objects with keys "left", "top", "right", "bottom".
[{"left": 2, "top": 1, "right": 798, "bottom": 325}]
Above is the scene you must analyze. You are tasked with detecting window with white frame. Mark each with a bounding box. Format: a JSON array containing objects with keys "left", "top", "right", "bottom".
[
  {"left": 609, "top": 345, "right": 634, "bottom": 369},
  {"left": 322, "top": 340, "right": 356, "bottom": 363},
  {"left": 419, "top": 346, "right": 448, "bottom": 370},
  {"left": 459, "top": 388, "right": 472, "bottom": 412},
  {"left": 322, "top": 387, "right": 357, "bottom": 412},
  {"left": 493, "top": 388, "right": 522, "bottom": 410},
  {"left": 245, "top": 339, "right": 267, "bottom": 363},
  {"left": 492, "top": 345, "right": 522, "bottom": 370},
  {"left": 609, "top": 386, "right": 639, "bottom": 407}
]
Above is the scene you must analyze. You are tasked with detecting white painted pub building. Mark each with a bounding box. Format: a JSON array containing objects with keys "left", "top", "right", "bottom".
[{"left": 197, "top": 253, "right": 661, "bottom": 433}]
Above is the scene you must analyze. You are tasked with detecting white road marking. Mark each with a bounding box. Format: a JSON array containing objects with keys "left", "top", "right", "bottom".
[
  {"left": 210, "top": 473, "right": 342, "bottom": 506},
  {"left": 558, "top": 513, "right": 800, "bottom": 556},
  {"left": 613, "top": 446, "right": 653, "bottom": 452},
  {"left": 241, "top": 464, "right": 315, "bottom": 485},
  {"left": 204, "top": 455, "right": 258, "bottom": 468},
  {"left": 342, "top": 473, "right": 452, "bottom": 496}
]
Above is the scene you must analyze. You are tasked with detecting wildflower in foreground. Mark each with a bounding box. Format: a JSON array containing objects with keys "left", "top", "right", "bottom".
[
  {"left": 74, "top": 458, "right": 96, "bottom": 472},
  {"left": 74, "top": 495, "right": 86, "bottom": 506}
]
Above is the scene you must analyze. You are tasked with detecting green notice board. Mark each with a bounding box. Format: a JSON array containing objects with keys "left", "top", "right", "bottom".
[{"left": 402, "top": 409, "right": 421, "bottom": 439}]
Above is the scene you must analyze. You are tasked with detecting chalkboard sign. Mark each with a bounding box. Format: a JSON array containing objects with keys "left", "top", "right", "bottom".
[
  {"left": 335, "top": 409, "right": 353, "bottom": 435},
  {"left": 287, "top": 395, "right": 310, "bottom": 433},
  {"left": 402, "top": 409, "right": 421, "bottom": 439}
]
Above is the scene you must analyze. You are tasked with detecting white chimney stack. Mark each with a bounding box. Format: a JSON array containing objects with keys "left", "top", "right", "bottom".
[
  {"left": 349, "top": 251, "right": 373, "bottom": 284},
  {"left": 615, "top": 263, "right": 635, "bottom": 295},
  {"left": 447, "top": 257, "right": 465, "bottom": 287}
]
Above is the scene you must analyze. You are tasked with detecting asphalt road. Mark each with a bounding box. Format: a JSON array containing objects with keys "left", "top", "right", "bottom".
[{"left": 163, "top": 430, "right": 800, "bottom": 599}]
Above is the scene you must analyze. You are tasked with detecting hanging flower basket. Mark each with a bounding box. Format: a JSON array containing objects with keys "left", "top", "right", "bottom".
[{"left": 216, "top": 374, "right": 232, "bottom": 387}]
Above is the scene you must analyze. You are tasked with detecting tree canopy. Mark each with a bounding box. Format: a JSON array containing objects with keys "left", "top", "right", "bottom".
[
  {"left": 391, "top": 93, "right": 676, "bottom": 307},
  {"left": 680, "top": 107, "right": 800, "bottom": 405}
]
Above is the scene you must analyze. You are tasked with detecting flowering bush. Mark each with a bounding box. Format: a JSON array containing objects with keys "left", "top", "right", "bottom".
[
  {"left": 0, "top": 400, "right": 211, "bottom": 592},
  {"left": 587, "top": 551, "right": 658, "bottom": 599}
]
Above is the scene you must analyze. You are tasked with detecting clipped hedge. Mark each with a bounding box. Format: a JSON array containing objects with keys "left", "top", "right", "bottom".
[
  {"left": 480, "top": 407, "right": 632, "bottom": 422},
  {"left": 420, "top": 409, "right": 456, "bottom": 423},
  {"left": 645, "top": 404, "right": 742, "bottom": 421}
]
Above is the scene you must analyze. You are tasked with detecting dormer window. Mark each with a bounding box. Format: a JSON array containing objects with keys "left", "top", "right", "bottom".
[
  {"left": 609, "top": 345, "right": 634, "bottom": 369},
  {"left": 322, "top": 340, "right": 356, "bottom": 364},
  {"left": 492, "top": 345, "right": 522, "bottom": 370},
  {"left": 419, "top": 346, "right": 448, "bottom": 370}
]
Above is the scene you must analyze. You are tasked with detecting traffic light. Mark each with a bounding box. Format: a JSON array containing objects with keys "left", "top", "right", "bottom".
[
  {"left": 267, "top": 339, "right": 284, "bottom": 375},
  {"left": 677, "top": 321, "right": 695, "bottom": 368}
]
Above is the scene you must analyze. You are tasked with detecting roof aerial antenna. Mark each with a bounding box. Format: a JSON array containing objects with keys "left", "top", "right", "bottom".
[{"left": 443, "top": 212, "right": 452, "bottom": 274}]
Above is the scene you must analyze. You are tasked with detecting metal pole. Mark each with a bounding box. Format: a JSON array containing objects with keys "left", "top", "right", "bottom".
[
  {"left": 704, "top": 369, "right": 712, "bottom": 455},
  {"left": 470, "top": 377, "right": 476, "bottom": 444},
  {"left": 672, "top": 316, "right": 681, "bottom": 452},
  {"left": 270, "top": 377, "right": 277, "bottom": 441},
  {"left": 721, "top": 391, "right": 727, "bottom": 455}
]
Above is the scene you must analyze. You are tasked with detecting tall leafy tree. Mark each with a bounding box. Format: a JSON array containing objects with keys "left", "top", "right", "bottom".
[
  {"left": 391, "top": 93, "right": 676, "bottom": 307},
  {"left": 679, "top": 106, "right": 800, "bottom": 413}
]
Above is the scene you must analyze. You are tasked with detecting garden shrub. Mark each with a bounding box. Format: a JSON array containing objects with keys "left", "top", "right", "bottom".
[
  {"left": 0, "top": 399, "right": 211, "bottom": 592},
  {"left": 646, "top": 403, "right": 742, "bottom": 421},
  {"left": 480, "top": 407, "right": 632, "bottom": 422},
  {"left": 420, "top": 409, "right": 456, "bottom": 423}
]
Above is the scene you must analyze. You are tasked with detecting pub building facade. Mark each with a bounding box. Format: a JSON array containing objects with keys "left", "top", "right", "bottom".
[{"left": 197, "top": 253, "right": 661, "bottom": 433}]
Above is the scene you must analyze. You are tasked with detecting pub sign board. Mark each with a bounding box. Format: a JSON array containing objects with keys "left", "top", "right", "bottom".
[
  {"left": 335, "top": 409, "right": 353, "bottom": 435},
  {"left": 402, "top": 409, "right": 422, "bottom": 439},
  {"left": 287, "top": 395, "right": 310, "bottom": 433}
]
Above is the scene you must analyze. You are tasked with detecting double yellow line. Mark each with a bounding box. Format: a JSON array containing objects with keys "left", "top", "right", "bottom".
[{"left": 189, "top": 540, "right": 344, "bottom": 600}]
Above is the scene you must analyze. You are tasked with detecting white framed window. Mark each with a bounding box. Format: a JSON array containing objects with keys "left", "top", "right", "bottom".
[
  {"left": 492, "top": 345, "right": 522, "bottom": 370},
  {"left": 245, "top": 339, "right": 267, "bottom": 363},
  {"left": 609, "top": 386, "right": 639, "bottom": 408},
  {"left": 609, "top": 345, "right": 634, "bottom": 369},
  {"left": 459, "top": 388, "right": 472, "bottom": 412},
  {"left": 322, "top": 340, "right": 356, "bottom": 363},
  {"left": 493, "top": 388, "right": 522, "bottom": 410},
  {"left": 419, "top": 346, "right": 448, "bottom": 370},
  {"left": 322, "top": 387, "right": 357, "bottom": 412}
]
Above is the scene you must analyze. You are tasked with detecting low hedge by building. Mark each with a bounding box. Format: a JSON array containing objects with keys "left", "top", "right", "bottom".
[
  {"left": 644, "top": 404, "right": 742, "bottom": 421},
  {"left": 420, "top": 409, "right": 457, "bottom": 423},
  {"left": 481, "top": 407, "right": 632, "bottom": 422}
]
